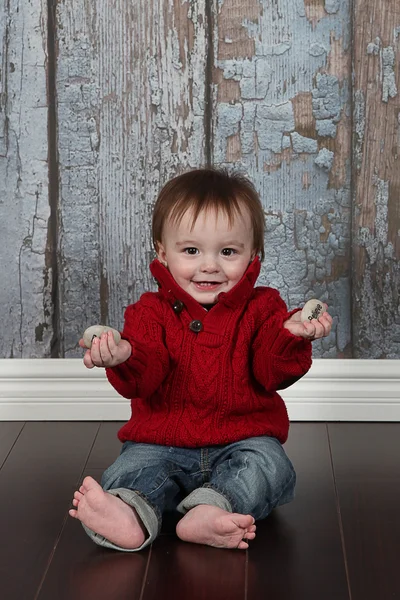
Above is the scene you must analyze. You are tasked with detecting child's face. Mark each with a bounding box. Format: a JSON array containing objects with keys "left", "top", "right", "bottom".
[{"left": 157, "top": 205, "right": 256, "bottom": 305}]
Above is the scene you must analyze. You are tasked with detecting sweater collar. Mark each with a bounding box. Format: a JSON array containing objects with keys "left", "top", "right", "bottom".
[{"left": 149, "top": 256, "right": 261, "bottom": 316}]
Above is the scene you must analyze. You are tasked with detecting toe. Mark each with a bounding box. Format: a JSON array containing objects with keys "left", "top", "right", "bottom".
[
  {"left": 83, "top": 475, "right": 97, "bottom": 487},
  {"left": 237, "top": 540, "right": 249, "bottom": 550},
  {"left": 233, "top": 514, "right": 254, "bottom": 529}
]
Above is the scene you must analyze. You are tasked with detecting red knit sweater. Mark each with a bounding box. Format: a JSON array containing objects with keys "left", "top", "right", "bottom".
[{"left": 106, "top": 257, "right": 312, "bottom": 447}]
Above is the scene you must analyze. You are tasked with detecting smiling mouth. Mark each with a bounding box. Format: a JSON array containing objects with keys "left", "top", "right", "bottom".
[{"left": 192, "top": 281, "right": 222, "bottom": 288}]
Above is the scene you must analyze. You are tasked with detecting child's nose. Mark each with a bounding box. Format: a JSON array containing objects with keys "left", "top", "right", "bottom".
[{"left": 200, "top": 257, "right": 220, "bottom": 272}]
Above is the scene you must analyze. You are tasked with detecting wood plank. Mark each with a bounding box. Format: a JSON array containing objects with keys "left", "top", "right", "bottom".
[
  {"left": 212, "top": 0, "right": 352, "bottom": 358},
  {"left": 0, "top": 0, "right": 52, "bottom": 357},
  {"left": 246, "top": 423, "right": 349, "bottom": 599},
  {"left": 352, "top": 0, "right": 400, "bottom": 357},
  {"left": 40, "top": 544, "right": 149, "bottom": 600},
  {"left": 37, "top": 424, "right": 148, "bottom": 599},
  {"left": 85, "top": 422, "right": 122, "bottom": 469},
  {"left": 329, "top": 423, "right": 400, "bottom": 600},
  {"left": 142, "top": 535, "right": 246, "bottom": 600},
  {"left": 37, "top": 467, "right": 150, "bottom": 600},
  {"left": 55, "top": 0, "right": 208, "bottom": 356},
  {"left": 0, "top": 422, "right": 24, "bottom": 468},
  {"left": 0, "top": 422, "right": 99, "bottom": 600}
]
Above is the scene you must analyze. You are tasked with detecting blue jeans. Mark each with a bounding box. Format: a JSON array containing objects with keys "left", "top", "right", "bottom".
[{"left": 83, "top": 435, "right": 296, "bottom": 552}]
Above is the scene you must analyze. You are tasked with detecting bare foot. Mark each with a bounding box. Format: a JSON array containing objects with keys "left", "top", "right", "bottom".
[
  {"left": 176, "top": 504, "right": 256, "bottom": 550},
  {"left": 69, "top": 476, "right": 146, "bottom": 549}
]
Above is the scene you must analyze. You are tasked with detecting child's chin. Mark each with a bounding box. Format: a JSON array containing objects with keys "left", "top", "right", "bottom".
[{"left": 191, "top": 291, "right": 218, "bottom": 304}]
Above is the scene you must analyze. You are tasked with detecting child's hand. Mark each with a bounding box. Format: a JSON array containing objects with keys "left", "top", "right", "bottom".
[
  {"left": 79, "top": 331, "right": 132, "bottom": 369},
  {"left": 283, "top": 304, "right": 333, "bottom": 340}
]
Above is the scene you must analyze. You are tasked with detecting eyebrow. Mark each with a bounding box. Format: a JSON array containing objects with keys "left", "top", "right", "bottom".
[
  {"left": 175, "top": 240, "right": 245, "bottom": 248},
  {"left": 175, "top": 241, "right": 198, "bottom": 247}
]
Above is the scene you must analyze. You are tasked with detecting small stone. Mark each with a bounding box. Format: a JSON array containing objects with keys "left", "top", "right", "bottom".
[
  {"left": 82, "top": 325, "right": 121, "bottom": 348},
  {"left": 300, "top": 299, "right": 326, "bottom": 323}
]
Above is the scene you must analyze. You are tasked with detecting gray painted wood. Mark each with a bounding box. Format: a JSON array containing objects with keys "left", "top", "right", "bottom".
[
  {"left": 0, "top": 0, "right": 52, "bottom": 358},
  {"left": 56, "top": 0, "right": 208, "bottom": 357},
  {"left": 212, "top": 0, "right": 352, "bottom": 358},
  {"left": 0, "top": 0, "right": 398, "bottom": 359},
  {"left": 352, "top": 0, "right": 400, "bottom": 358}
]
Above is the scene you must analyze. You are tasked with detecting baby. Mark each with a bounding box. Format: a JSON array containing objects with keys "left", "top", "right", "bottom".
[{"left": 69, "top": 168, "right": 332, "bottom": 551}]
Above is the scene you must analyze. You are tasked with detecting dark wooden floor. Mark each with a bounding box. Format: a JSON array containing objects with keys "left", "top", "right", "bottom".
[{"left": 0, "top": 422, "right": 399, "bottom": 600}]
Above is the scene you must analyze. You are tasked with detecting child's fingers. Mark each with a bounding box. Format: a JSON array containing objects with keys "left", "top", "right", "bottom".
[
  {"left": 83, "top": 349, "right": 95, "bottom": 369},
  {"left": 319, "top": 314, "right": 332, "bottom": 336},
  {"left": 105, "top": 330, "right": 118, "bottom": 354},
  {"left": 98, "top": 332, "right": 117, "bottom": 366},
  {"left": 78, "top": 338, "right": 87, "bottom": 348},
  {"left": 312, "top": 318, "right": 331, "bottom": 339},
  {"left": 303, "top": 321, "right": 316, "bottom": 338},
  {"left": 90, "top": 336, "right": 104, "bottom": 366}
]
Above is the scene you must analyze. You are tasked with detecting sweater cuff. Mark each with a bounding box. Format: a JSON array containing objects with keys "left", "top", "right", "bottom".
[
  {"left": 269, "top": 325, "right": 311, "bottom": 356},
  {"left": 255, "top": 313, "right": 311, "bottom": 357},
  {"left": 106, "top": 339, "right": 149, "bottom": 382}
]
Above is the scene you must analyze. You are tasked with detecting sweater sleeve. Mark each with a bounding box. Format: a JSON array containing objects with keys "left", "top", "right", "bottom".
[
  {"left": 251, "top": 290, "right": 312, "bottom": 392},
  {"left": 105, "top": 296, "right": 170, "bottom": 399}
]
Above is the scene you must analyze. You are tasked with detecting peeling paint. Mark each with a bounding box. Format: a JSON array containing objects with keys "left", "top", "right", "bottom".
[
  {"left": 325, "top": 0, "right": 340, "bottom": 13},
  {"left": 353, "top": 89, "right": 365, "bottom": 172},
  {"left": 366, "top": 38, "right": 398, "bottom": 102},
  {"left": 367, "top": 37, "right": 380, "bottom": 55},
  {"left": 304, "top": 0, "right": 326, "bottom": 29},
  {"left": 354, "top": 173, "right": 399, "bottom": 356},
  {"left": 0, "top": 0, "right": 52, "bottom": 358},
  {"left": 312, "top": 74, "right": 341, "bottom": 121},
  {"left": 316, "top": 119, "right": 336, "bottom": 137},
  {"left": 255, "top": 102, "right": 295, "bottom": 153},
  {"left": 309, "top": 43, "right": 327, "bottom": 57},
  {"left": 326, "top": 32, "right": 349, "bottom": 82},
  {"left": 213, "top": 0, "right": 352, "bottom": 358},
  {"left": 315, "top": 147, "right": 334, "bottom": 170},
  {"left": 56, "top": 0, "right": 208, "bottom": 355},
  {"left": 291, "top": 132, "right": 318, "bottom": 153},
  {"left": 382, "top": 46, "right": 398, "bottom": 102},
  {"left": 217, "top": 0, "right": 258, "bottom": 59},
  {"left": 292, "top": 92, "right": 317, "bottom": 139}
]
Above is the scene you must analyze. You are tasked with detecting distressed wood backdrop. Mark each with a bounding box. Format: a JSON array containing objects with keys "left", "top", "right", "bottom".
[{"left": 0, "top": 0, "right": 399, "bottom": 359}]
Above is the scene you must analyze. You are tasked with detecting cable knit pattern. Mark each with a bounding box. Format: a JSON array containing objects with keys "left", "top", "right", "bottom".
[{"left": 106, "top": 257, "right": 312, "bottom": 447}]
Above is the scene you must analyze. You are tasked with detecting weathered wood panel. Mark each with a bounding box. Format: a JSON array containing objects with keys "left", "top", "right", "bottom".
[
  {"left": 353, "top": 1, "right": 400, "bottom": 358},
  {"left": 56, "top": 0, "right": 208, "bottom": 357},
  {"left": 0, "top": 0, "right": 52, "bottom": 357},
  {"left": 212, "top": 0, "right": 352, "bottom": 357},
  {"left": 0, "top": 0, "right": 399, "bottom": 360}
]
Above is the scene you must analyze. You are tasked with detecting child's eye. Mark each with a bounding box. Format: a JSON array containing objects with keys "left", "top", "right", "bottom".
[
  {"left": 184, "top": 247, "right": 199, "bottom": 255},
  {"left": 221, "top": 248, "right": 237, "bottom": 256}
]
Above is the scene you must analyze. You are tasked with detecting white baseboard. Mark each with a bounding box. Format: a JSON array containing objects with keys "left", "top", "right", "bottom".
[{"left": 0, "top": 359, "right": 399, "bottom": 421}]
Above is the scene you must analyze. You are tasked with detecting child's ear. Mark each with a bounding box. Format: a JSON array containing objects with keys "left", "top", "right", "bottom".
[{"left": 156, "top": 242, "right": 168, "bottom": 267}]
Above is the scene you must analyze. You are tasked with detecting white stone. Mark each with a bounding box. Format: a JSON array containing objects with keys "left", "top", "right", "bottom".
[
  {"left": 82, "top": 325, "right": 121, "bottom": 348},
  {"left": 300, "top": 299, "right": 326, "bottom": 323}
]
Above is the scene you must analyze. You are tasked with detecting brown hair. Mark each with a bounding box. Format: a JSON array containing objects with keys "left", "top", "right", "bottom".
[{"left": 152, "top": 168, "right": 265, "bottom": 260}]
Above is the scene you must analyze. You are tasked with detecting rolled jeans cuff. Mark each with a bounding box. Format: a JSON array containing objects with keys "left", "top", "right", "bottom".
[
  {"left": 176, "top": 486, "right": 232, "bottom": 514},
  {"left": 82, "top": 487, "right": 159, "bottom": 552}
]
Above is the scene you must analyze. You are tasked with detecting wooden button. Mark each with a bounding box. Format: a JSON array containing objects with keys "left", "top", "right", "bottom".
[
  {"left": 173, "top": 300, "right": 184, "bottom": 313},
  {"left": 189, "top": 320, "right": 203, "bottom": 333}
]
